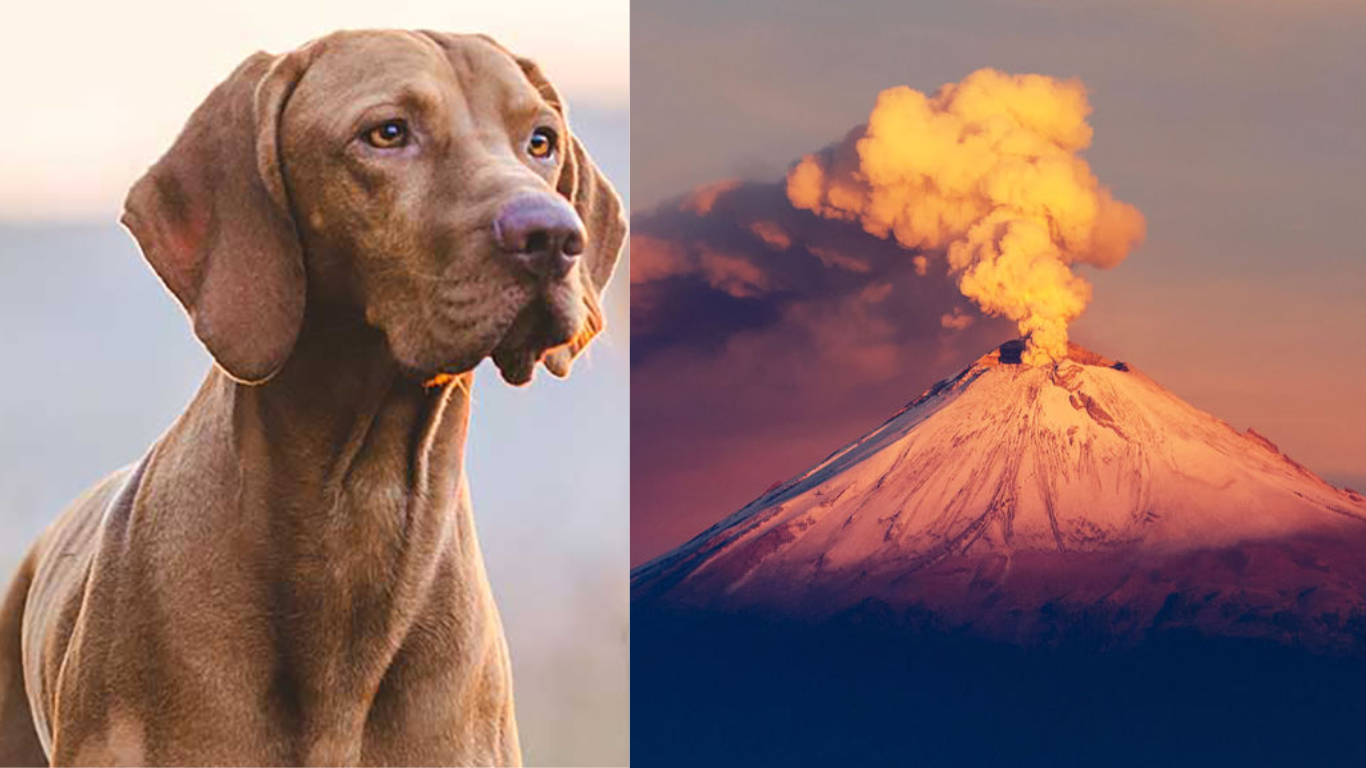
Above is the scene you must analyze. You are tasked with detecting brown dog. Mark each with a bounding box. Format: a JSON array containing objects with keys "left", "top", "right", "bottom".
[{"left": 0, "top": 30, "right": 624, "bottom": 766}]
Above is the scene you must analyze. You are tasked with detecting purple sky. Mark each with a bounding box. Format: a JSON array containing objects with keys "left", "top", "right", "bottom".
[{"left": 631, "top": 0, "right": 1366, "bottom": 566}]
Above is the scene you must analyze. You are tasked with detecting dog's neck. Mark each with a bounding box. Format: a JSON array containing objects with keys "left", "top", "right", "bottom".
[
  {"left": 233, "top": 312, "right": 470, "bottom": 507},
  {"left": 196, "top": 309, "right": 500, "bottom": 762}
]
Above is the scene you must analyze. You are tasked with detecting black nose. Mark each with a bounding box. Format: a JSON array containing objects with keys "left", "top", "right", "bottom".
[{"left": 492, "top": 194, "right": 586, "bottom": 279}]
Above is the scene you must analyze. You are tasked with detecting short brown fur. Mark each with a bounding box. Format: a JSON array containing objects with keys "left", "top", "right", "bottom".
[{"left": 0, "top": 29, "right": 624, "bottom": 767}]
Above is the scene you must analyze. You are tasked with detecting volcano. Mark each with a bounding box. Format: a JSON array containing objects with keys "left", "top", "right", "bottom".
[
  {"left": 633, "top": 340, "right": 1366, "bottom": 768},
  {"left": 633, "top": 340, "right": 1366, "bottom": 646}
]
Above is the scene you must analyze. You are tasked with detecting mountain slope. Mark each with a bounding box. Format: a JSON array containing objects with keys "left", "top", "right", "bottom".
[{"left": 632, "top": 340, "right": 1366, "bottom": 646}]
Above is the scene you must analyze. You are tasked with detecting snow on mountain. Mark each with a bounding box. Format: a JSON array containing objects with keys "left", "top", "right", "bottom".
[{"left": 632, "top": 340, "right": 1366, "bottom": 647}]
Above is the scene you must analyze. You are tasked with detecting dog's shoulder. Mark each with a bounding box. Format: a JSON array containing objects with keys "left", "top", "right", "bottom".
[{"left": 25, "top": 460, "right": 144, "bottom": 624}]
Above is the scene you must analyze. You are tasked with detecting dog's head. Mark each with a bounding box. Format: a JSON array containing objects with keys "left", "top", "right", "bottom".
[{"left": 122, "top": 30, "right": 625, "bottom": 386}]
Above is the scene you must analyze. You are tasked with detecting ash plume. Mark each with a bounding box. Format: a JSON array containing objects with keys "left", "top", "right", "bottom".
[{"left": 786, "top": 69, "right": 1145, "bottom": 365}]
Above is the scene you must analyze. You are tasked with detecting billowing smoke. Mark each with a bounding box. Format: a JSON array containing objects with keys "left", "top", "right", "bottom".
[{"left": 786, "top": 69, "right": 1145, "bottom": 365}]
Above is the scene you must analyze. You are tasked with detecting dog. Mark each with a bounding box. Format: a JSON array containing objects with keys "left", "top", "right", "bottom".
[{"left": 0, "top": 29, "right": 624, "bottom": 766}]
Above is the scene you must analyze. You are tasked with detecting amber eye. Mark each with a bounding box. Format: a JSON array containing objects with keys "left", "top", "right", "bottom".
[
  {"left": 527, "top": 126, "right": 558, "bottom": 159},
  {"left": 365, "top": 119, "right": 409, "bottom": 149}
]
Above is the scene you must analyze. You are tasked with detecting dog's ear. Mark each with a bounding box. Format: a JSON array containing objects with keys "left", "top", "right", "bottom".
[
  {"left": 541, "top": 106, "right": 627, "bottom": 377},
  {"left": 122, "top": 49, "right": 313, "bottom": 384},
  {"left": 509, "top": 53, "right": 627, "bottom": 378}
]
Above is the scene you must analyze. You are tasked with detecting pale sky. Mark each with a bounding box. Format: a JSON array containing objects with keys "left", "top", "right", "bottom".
[{"left": 0, "top": 0, "right": 629, "bottom": 221}]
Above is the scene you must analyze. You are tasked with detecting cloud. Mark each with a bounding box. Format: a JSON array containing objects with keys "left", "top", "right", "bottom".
[
  {"left": 630, "top": 234, "right": 691, "bottom": 284},
  {"left": 679, "top": 179, "right": 743, "bottom": 216},
  {"left": 786, "top": 69, "right": 1145, "bottom": 365},
  {"left": 808, "top": 245, "right": 872, "bottom": 273},
  {"left": 940, "top": 306, "right": 975, "bottom": 330},
  {"left": 696, "top": 246, "right": 773, "bottom": 298},
  {"left": 748, "top": 220, "right": 792, "bottom": 251}
]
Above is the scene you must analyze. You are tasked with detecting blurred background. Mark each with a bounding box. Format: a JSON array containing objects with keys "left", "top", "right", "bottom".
[{"left": 0, "top": 1, "right": 628, "bottom": 765}]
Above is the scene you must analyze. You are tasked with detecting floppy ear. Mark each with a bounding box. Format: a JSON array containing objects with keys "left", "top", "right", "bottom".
[
  {"left": 509, "top": 54, "right": 627, "bottom": 378},
  {"left": 542, "top": 111, "right": 628, "bottom": 377},
  {"left": 121, "top": 50, "right": 312, "bottom": 384}
]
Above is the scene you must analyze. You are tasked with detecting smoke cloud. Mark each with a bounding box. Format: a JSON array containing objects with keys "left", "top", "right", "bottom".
[{"left": 786, "top": 69, "right": 1145, "bottom": 365}]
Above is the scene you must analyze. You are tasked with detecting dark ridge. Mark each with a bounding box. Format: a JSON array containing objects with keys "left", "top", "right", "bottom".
[
  {"left": 634, "top": 608, "right": 1366, "bottom": 768},
  {"left": 1112, "top": 361, "right": 1130, "bottom": 372}
]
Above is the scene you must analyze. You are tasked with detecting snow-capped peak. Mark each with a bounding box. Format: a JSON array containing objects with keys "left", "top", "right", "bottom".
[{"left": 633, "top": 340, "right": 1366, "bottom": 644}]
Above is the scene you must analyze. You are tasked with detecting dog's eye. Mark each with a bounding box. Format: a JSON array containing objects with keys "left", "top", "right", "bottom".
[
  {"left": 527, "top": 127, "right": 558, "bottom": 159},
  {"left": 364, "top": 119, "right": 409, "bottom": 149}
]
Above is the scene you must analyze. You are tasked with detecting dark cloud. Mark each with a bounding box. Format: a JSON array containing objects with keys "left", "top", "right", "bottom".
[{"left": 631, "top": 180, "right": 1013, "bottom": 565}]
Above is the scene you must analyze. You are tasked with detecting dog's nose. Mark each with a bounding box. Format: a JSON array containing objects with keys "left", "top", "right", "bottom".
[{"left": 492, "top": 194, "right": 586, "bottom": 279}]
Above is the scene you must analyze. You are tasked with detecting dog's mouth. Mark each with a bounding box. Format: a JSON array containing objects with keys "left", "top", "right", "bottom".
[
  {"left": 490, "top": 295, "right": 581, "bottom": 385},
  {"left": 407, "top": 271, "right": 588, "bottom": 389}
]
